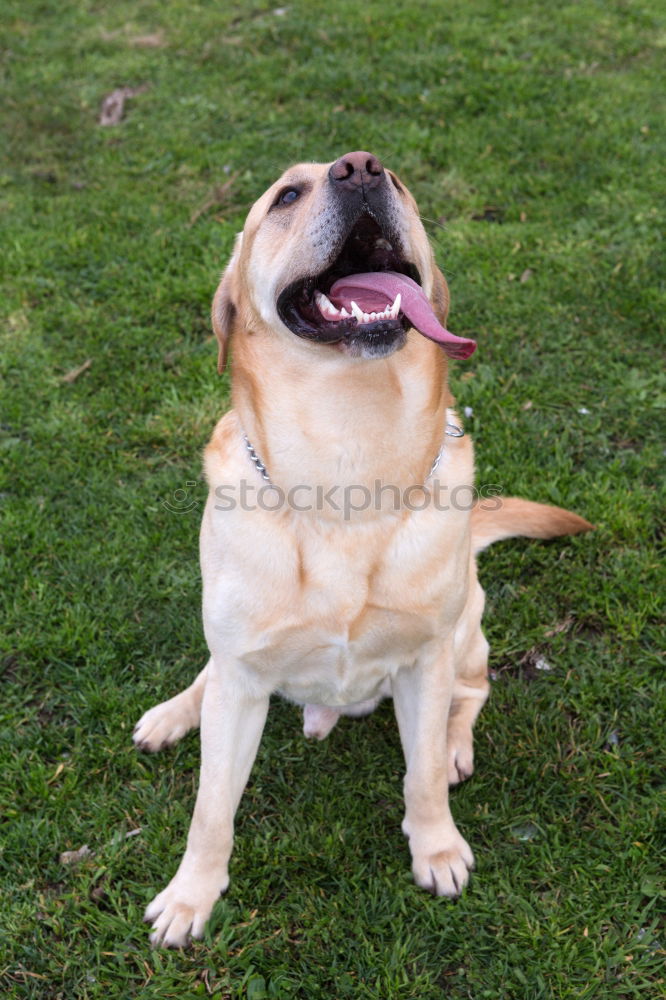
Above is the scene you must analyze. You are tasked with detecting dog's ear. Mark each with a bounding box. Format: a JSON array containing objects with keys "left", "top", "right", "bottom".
[
  {"left": 430, "top": 264, "right": 450, "bottom": 328},
  {"left": 212, "top": 233, "right": 243, "bottom": 374}
]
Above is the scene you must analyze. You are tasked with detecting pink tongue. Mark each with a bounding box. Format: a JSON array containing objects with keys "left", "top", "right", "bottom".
[{"left": 328, "top": 271, "right": 476, "bottom": 359}]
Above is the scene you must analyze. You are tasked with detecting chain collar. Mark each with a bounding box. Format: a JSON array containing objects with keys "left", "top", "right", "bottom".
[
  {"left": 428, "top": 422, "right": 465, "bottom": 478},
  {"left": 242, "top": 435, "right": 272, "bottom": 484},
  {"left": 242, "top": 422, "right": 464, "bottom": 489}
]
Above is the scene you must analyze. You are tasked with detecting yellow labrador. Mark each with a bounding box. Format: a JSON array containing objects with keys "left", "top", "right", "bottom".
[{"left": 134, "top": 152, "right": 591, "bottom": 947}]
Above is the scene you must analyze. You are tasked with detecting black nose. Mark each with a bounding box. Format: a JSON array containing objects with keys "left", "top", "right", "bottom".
[{"left": 328, "top": 151, "right": 385, "bottom": 192}]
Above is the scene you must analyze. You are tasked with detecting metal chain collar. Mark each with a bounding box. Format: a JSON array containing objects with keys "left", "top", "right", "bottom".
[
  {"left": 242, "top": 435, "right": 272, "bottom": 484},
  {"left": 242, "top": 422, "right": 464, "bottom": 489}
]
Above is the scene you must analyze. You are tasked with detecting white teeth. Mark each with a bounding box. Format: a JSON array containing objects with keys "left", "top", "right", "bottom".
[
  {"left": 315, "top": 290, "right": 345, "bottom": 321},
  {"left": 315, "top": 290, "right": 403, "bottom": 325},
  {"left": 375, "top": 238, "right": 393, "bottom": 251},
  {"left": 350, "top": 300, "right": 365, "bottom": 323},
  {"left": 347, "top": 295, "right": 403, "bottom": 324}
]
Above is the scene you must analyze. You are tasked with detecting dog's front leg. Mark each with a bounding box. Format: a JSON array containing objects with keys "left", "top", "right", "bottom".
[
  {"left": 133, "top": 660, "right": 208, "bottom": 752},
  {"left": 392, "top": 644, "right": 474, "bottom": 897},
  {"left": 145, "top": 661, "right": 269, "bottom": 947}
]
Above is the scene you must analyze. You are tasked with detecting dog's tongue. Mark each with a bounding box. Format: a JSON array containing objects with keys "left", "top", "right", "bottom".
[{"left": 328, "top": 271, "right": 476, "bottom": 359}]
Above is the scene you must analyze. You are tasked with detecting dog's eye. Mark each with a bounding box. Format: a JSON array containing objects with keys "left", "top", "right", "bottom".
[{"left": 277, "top": 187, "right": 300, "bottom": 206}]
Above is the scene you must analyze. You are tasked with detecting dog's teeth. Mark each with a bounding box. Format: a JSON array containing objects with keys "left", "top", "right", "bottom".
[
  {"left": 375, "top": 238, "right": 393, "bottom": 251},
  {"left": 340, "top": 307, "right": 350, "bottom": 318},
  {"left": 350, "top": 301, "right": 364, "bottom": 323},
  {"left": 390, "top": 292, "right": 402, "bottom": 319},
  {"left": 315, "top": 291, "right": 344, "bottom": 320}
]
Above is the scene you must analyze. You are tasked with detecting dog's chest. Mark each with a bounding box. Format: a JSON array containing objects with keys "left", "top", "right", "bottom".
[
  {"left": 255, "top": 603, "right": 439, "bottom": 707},
  {"left": 203, "top": 502, "right": 469, "bottom": 707}
]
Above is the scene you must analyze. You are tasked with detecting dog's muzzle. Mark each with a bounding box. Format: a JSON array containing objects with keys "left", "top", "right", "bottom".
[{"left": 276, "top": 151, "right": 476, "bottom": 361}]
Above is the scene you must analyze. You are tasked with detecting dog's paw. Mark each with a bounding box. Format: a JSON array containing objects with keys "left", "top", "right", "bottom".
[
  {"left": 145, "top": 874, "right": 228, "bottom": 948},
  {"left": 411, "top": 832, "right": 474, "bottom": 898},
  {"left": 302, "top": 704, "right": 340, "bottom": 740},
  {"left": 447, "top": 739, "right": 474, "bottom": 786},
  {"left": 133, "top": 698, "right": 197, "bottom": 752}
]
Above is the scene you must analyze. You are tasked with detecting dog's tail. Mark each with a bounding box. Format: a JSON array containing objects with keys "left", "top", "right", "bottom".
[{"left": 471, "top": 497, "right": 594, "bottom": 555}]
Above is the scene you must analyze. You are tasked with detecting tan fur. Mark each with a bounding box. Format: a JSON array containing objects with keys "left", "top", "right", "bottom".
[
  {"left": 471, "top": 497, "right": 593, "bottom": 555},
  {"left": 133, "top": 155, "right": 592, "bottom": 947}
]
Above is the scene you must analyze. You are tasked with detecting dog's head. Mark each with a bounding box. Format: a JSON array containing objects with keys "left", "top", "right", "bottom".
[{"left": 213, "top": 152, "right": 476, "bottom": 370}]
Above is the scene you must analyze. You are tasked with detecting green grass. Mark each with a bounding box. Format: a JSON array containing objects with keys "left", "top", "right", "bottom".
[{"left": 1, "top": 0, "right": 664, "bottom": 996}]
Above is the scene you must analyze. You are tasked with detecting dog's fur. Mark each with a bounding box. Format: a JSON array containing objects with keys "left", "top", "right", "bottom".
[{"left": 133, "top": 154, "right": 592, "bottom": 947}]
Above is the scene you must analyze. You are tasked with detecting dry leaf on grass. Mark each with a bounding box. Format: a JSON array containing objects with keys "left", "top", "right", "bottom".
[
  {"left": 59, "top": 827, "right": 141, "bottom": 867},
  {"left": 187, "top": 173, "right": 239, "bottom": 227},
  {"left": 99, "top": 86, "right": 148, "bottom": 126},
  {"left": 544, "top": 616, "right": 574, "bottom": 637},
  {"left": 59, "top": 844, "right": 92, "bottom": 865},
  {"left": 61, "top": 359, "right": 92, "bottom": 383},
  {"left": 129, "top": 32, "right": 165, "bottom": 48}
]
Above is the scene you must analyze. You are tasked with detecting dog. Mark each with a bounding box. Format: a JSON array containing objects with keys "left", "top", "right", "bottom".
[{"left": 133, "top": 151, "right": 592, "bottom": 947}]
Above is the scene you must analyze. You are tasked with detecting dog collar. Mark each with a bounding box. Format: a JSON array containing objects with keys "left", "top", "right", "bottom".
[{"left": 242, "top": 422, "right": 464, "bottom": 490}]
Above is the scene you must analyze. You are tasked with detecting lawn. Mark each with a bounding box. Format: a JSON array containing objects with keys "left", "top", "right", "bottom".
[{"left": 1, "top": 0, "right": 664, "bottom": 997}]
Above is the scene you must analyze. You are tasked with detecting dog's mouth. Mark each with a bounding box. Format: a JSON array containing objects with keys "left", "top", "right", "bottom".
[{"left": 276, "top": 214, "right": 476, "bottom": 360}]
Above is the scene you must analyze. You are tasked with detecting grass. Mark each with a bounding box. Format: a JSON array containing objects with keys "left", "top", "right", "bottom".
[{"left": 1, "top": 0, "right": 664, "bottom": 996}]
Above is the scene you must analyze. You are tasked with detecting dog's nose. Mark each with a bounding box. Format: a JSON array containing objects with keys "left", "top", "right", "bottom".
[{"left": 328, "top": 151, "right": 385, "bottom": 192}]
